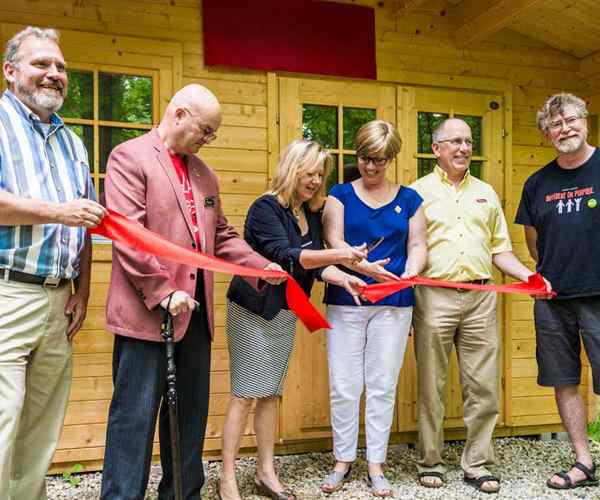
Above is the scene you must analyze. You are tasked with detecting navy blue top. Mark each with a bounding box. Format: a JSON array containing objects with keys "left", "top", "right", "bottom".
[
  {"left": 227, "top": 194, "right": 323, "bottom": 320},
  {"left": 324, "top": 183, "right": 423, "bottom": 307}
]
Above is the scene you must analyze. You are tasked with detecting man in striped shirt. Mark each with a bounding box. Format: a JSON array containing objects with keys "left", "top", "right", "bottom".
[{"left": 0, "top": 26, "right": 105, "bottom": 500}]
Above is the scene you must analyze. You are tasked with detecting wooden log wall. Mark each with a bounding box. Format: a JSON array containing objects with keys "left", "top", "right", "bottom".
[{"left": 0, "top": 0, "right": 596, "bottom": 472}]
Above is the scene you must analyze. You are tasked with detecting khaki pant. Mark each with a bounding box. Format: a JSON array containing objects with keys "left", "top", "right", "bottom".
[
  {"left": 0, "top": 279, "right": 72, "bottom": 500},
  {"left": 413, "top": 286, "right": 499, "bottom": 478}
]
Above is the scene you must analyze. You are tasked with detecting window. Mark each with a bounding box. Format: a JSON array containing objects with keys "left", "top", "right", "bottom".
[
  {"left": 302, "top": 104, "right": 376, "bottom": 192},
  {"left": 61, "top": 67, "right": 157, "bottom": 198},
  {"left": 416, "top": 112, "right": 483, "bottom": 179}
]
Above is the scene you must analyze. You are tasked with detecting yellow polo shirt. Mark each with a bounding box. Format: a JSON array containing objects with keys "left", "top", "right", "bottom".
[{"left": 410, "top": 165, "right": 512, "bottom": 281}]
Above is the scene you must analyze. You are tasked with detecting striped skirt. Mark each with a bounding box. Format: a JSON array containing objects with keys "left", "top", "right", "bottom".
[{"left": 227, "top": 301, "right": 297, "bottom": 398}]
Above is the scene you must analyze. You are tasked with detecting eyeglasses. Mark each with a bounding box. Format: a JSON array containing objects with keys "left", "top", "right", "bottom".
[
  {"left": 549, "top": 115, "right": 582, "bottom": 132},
  {"left": 184, "top": 108, "right": 218, "bottom": 142},
  {"left": 357, "top": 154, "right": 388, "bottom": 167},
  {"left": 436, "top": 137, "right": 473, "bottom": 148}
]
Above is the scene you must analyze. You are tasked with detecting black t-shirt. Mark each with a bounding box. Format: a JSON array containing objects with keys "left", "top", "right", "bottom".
[{"left": 515, "top": 148, "right": 600, "bottom": 298}]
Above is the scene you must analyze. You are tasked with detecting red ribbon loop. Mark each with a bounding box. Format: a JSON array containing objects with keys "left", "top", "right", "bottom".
[
  {"left": 90, "top": 209, "right": 330, "bottom": 332},
  {"left": 361, "top": 272, "right": 554, "bottom": 303}
]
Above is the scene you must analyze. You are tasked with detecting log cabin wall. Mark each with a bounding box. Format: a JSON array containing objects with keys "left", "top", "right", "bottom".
[{"left": 0, "top": 0, "right": 595, "bottom": 472}]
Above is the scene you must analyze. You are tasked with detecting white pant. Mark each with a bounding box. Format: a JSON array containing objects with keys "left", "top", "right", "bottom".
[{"left": 326, "top": 305, "right": 412, "bottom": 463}]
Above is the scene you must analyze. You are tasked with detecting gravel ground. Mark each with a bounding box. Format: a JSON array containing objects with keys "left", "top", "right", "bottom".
[{"left": 47, "top": 437, "right": 600, "bottom": 499}]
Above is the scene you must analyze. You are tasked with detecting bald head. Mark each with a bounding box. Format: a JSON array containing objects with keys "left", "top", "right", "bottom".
[
  {"left": 431, "top": 118, "right": 473, "bottom": 182},
  {"left": 168, "top": 83, "right": 220, "bottom": 117},
  {"left": 432, "top": 118, "right": 470, "bottom": 144},
  {"left": 158, "top": 83, "right": 222, "bottom": 155}
]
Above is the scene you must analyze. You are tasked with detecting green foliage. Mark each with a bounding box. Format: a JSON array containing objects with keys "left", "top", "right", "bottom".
[
  {"left": 62, "top": 463, "right": 84, "bottom": 487},
  {"left": 100, "top": 73, "right": 152, "bottom": 124},
  {"left": 343, "top": 107, "right": 376, "bottom": 149},
  {"left": 303, "top": 104, "right": 338, "bottom": 148},
  {"left": 588, "top": 414, "right": 600, "bottom": 442},
  {"left": 418, "top": 112, "right": 448, "bottom": 154},
  {"left": 61, "top": 70, "right": 93, "bottom": 119}
]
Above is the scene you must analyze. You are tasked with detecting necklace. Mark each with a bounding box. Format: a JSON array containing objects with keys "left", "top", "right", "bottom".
[
  {"left": 363, "top": 181, "right": 391, "bottom": 205},
  {"left": 292, "top": 205, "right": 302, "bottom": 220}
]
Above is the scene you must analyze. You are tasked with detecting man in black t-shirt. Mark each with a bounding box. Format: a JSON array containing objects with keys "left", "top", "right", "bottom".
[{"left": 516, "top": 93, "right": 600, "bottom": 490}]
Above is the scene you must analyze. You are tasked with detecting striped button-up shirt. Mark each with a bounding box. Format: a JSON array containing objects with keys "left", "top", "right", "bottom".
[{"left": 0, "top": 90, "right": 96, "bottom": 279}]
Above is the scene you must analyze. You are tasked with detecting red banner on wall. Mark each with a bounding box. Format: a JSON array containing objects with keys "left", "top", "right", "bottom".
[{"left": 202, "top": 0, "right": 376, "bottom": 79}]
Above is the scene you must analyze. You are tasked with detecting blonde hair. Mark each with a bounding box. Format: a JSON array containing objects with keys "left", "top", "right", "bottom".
[
  {"left": 537, "top": 93, "right": 588, "bottom": 134},
  {"left": 355, "top": 120, "right": 402, "bottom": 159},
  {"left": 268, "top": 139, "right": 332, "bottom": 212}
]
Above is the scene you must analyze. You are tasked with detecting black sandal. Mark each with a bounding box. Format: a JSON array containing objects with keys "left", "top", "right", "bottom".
[
  {"left": 417, "top": 471, "right": 444, "bottom": 488},
  {"left": 464, "top": 474, "right": 500, "bottom": 494},
  {"left": 547, "top": 461, "right": 599, "bottom": 490}
]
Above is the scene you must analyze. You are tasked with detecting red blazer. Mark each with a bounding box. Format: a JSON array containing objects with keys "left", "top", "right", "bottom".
[{"left": 104, "top": 129, "right": 269, "bottom": 342}]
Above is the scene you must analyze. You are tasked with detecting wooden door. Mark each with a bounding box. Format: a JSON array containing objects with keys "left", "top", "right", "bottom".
[
  {"left": 398, "top": 86, "right": 506, "bottom": 431},
  {"left": 278, "top": 77, "right": 397, "bottom": 441}
]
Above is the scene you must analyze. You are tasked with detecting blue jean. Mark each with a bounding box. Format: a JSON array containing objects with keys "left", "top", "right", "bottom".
[{"left": 100, "top": 302, "right": 211, "bottom": 500}]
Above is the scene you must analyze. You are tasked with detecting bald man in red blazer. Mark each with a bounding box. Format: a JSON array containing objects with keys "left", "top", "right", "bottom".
[{"left": 100, "top": 84, "right": 280, "bottom": 500}]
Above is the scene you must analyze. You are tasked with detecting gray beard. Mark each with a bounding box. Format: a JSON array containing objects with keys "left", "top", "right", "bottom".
[
  {"left": 15, "top": 81, "right": 64, "bottom": 116},
  {"left": 556, "top": 136, "right": 585, "bottom": 154}
]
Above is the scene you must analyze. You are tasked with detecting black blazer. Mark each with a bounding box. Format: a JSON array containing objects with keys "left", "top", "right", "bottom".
[{"left": 227, "top": 194, "right": 324, "bottom": 320}]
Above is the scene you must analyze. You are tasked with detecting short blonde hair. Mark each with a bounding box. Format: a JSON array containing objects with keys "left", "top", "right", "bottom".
[
  {"left": 355, "top": 120, "right": 402, "bottom": 160},
  {"left": 537, "top": 93, "right": 588, "bottom": 134},
  {"left": 268, "top": 139, "right": 332, "bottom": 212}
]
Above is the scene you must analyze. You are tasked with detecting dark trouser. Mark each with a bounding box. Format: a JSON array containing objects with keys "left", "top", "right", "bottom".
[{"left": 100, "top": 290, "right": 211, "bottom": 500}]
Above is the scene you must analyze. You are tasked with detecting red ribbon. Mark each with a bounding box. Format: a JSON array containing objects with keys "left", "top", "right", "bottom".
[
  {"left": 361, "top": 272, "right": 554, "bottom": 303},
  {"left": 89, "top": 209, "right": 331, "bottom": 332}
]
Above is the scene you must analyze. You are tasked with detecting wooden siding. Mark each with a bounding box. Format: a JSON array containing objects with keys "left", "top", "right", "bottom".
[{"left": 0, "top": 0, "right": 596, "bottom": 472}]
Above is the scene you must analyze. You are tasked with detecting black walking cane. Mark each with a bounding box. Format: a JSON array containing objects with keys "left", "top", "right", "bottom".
[{"left": 161, "top": 297, "right": 184, "bottom": 500}]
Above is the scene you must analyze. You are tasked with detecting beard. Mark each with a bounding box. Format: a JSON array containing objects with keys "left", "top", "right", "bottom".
[
  {"left": 15, "top": 79, "right": 65, "bottom": 115},
  {"left": 556, "top": 134, "right": 586, "bottom": 154}
]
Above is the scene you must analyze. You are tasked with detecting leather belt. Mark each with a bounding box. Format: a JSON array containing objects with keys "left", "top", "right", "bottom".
[
  {"left": 456, "top": 279, "right": 489, "bottom": 292},
  {"left": 2, "top": 269, "right": 69, "bottom": 288},
  {"left": 462, "top": 279, "right": 489, "bottom": 285}
]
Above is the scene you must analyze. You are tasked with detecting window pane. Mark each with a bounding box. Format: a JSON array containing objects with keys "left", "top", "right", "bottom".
[
  {"left": 343, "top": 154, "right": 361, "bottom": 183},
  {"left": 417, "top": 158, "right": 437, "bottom": 178},
  {"left": 69, "top": 124, "right": 94, "bottom": 168},
  {"left": 418, "top": 112, "right": 448, "bottom": 153},
  {"left": 470, "top": 160, "right": 483, "bottom": 179},
  {"left": 456, "top": 115, "right": 482, "bottom": 156},
  {"left": 302, "top": 104, "right": 338, "bottom": 148},
  {"left": 343, "top": 107, "right": 376, "bottom": 149},
  {"left": 99, "top": 127, "right": 146, "bottom": 173},
  {"left": 99, "top": 73, "right": 153, "bottom": 124},
  {"left": 61, "top": 70, "right": 93, "bottom": 119},
  {"left": 326, "top": 154, "right": 339, "bottom": 194}
]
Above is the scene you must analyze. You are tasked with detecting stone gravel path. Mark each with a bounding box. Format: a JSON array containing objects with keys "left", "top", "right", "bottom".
[{"left": 47, "top": 437, "right": 600, "bottom": 499}]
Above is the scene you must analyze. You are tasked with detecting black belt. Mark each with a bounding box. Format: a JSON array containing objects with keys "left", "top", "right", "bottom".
[
  {"left": 462, "top": 279, "right": 489, "bottom": 285},
  {"left": 2, "top": 269, "right": 70, "bottom": 288},
  {"left": 456, "top": 279, "right": 489, "bottom": 292}
]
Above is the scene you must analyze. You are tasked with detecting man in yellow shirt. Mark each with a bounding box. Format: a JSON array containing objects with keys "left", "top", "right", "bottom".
[{"left": 410, "top": 118, "right": 549, "bottom": 494}]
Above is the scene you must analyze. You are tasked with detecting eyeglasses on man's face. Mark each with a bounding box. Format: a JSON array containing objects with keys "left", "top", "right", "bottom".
[
  {"left": 436, "top": 137, "right": 473, "bottom": 148},
  {"left": 357, "top": 154, "right": 388, "bottom": 167},
  {"left": 549, "top": 115, "right": 582, "bottom": 133},
  {"left": 184, "top": 108, "right": 218, "bottom": 142}
]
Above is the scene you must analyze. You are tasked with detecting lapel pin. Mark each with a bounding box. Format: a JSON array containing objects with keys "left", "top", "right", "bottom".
[{"left": 394, "top": 205, "right": 402, "bottom": 214}]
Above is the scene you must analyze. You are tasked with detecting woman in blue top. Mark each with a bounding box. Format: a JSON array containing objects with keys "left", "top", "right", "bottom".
[{"left": 321, "top": 120, "right": 428, "bottom": 497}]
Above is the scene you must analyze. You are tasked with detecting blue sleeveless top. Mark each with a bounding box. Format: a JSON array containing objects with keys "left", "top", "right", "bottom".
[{"left": 324, "top": 182, "right": 423, "bottom": 307}]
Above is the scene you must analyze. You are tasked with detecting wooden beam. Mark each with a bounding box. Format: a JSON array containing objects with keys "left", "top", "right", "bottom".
[
  {"left": 581, "top": 50, "right": 600, "bottom": 79},
  {"left": 454, "top": 0, "right": 546, "bottom": 47}
]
